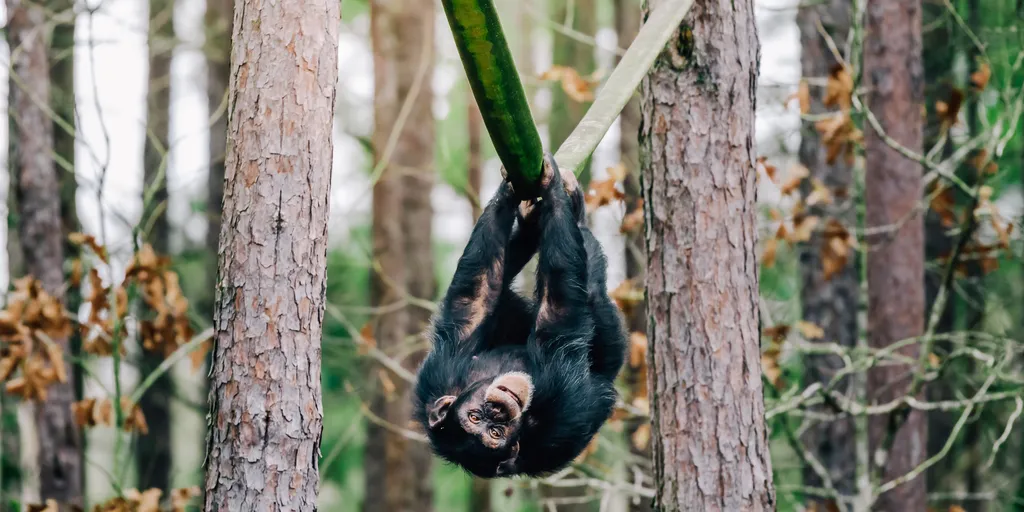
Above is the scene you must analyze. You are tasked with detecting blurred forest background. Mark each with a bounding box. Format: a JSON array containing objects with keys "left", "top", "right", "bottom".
[{"left": 0, "top": 0, "right": 1021, "bottom": 510}]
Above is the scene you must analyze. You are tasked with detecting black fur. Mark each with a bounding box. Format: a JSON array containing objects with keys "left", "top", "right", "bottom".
[{"left": 413, "top": 154, "right": 627, "bottom": 478}]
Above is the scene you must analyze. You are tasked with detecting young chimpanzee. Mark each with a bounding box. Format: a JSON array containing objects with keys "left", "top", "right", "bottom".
[{"left": 413, "top": 153, "right": 627, "bottom": 478}]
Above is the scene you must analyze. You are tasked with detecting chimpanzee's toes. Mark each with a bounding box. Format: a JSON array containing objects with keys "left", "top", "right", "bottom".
[{"left": 540, "top": 153, "right": 561, "bottom": 191}]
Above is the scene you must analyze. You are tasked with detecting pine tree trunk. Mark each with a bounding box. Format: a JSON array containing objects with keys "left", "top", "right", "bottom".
[
  {"left": 863, "top": 0, "right": 928, "bottom": 510},
  {"left": 640, "top": 0, "right": 774, "bottom": 509},
  {"left": 6, "top": 0, "right": 83, "bottom": 506},
  {"left": 795, "top": 1, "right": 858, "bottom": 504},
  {"left": 364, "top": 0, "right": 436, "bottom": 510},
  {"left": 138, "top": 0, "right": 175, "bottom": 493},
  {"left": 202, "top": 0, "right": 338, "bottom": 508}
]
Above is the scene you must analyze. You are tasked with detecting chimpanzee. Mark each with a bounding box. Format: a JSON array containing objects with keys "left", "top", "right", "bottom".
[{"left": 413, "top": 153, "right": 627, "bottom": 478}]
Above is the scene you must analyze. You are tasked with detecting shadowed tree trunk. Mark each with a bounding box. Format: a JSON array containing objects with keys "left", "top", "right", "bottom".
[
  {"left": 640, "top": 0, "right": 774, "bottom": 509},
  {"left": 364, "top": 0, "right": 436, "bottom": 510},
  {"left": 6, "top": 0, "right": 83, "bottom": 506},
  {"left": 137, "top": 0, "right": 175, "bottom": 493},
  {"left": 615, "top": 0, "right": 653, "bottom": 510},
  {"left": 204, "top": 0, "right": 231, "bottom": 314},
  {"left": 202, "top": 0, "right": 338, "bottom": 508},
  {"left": 51, "top": 0, "right": 82, "bottom": 493},
  {"left": 863, "top": 0, "right": 927, "bottom": 510},
  {"left": 795, "top": 1, "right": 858, "bottom": 505}
]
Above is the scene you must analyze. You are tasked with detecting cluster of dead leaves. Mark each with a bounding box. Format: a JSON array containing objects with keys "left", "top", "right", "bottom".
[
  {"left": 539, "top": 65, "right": 601, "bottom": 103},
  {"left": 580, "top": 162, "right": 646, "bottom": 234},
  {"left": 761, "top": 321, "right": 825, "bottom": 387},
  {"left": 0, "top": 277, "right": 73, "bottom": 400},
  {"left": 759, "top": 161, "right": 858, "bottom": 281},
  {"left": 72, "top": 396, "right": 149, "bottom": 435},
  {"left": 90, "top": 486, "right": 200, "bottom": 512},
  {"left": 790, "top": 65, "right": 862, "bottom": 166},
  {"left": 127, "top": 244, "right": 196, "bottom": 359}
]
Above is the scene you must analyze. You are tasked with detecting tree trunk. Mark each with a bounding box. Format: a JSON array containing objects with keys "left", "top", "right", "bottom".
[
  {"left": 364, "top": 0, "right": 436, "bottom": 510},
  {"left": 640, "top": 0, "right": 774, "bottom": 510},
  {"left": 202, "top": 0, "right": 338, "bottom": 508},
  {"left": 863, "top": 0, "right": 927, "bottom": 510},
  {"left": 6, "top": 0, "right": 83, "bottom": 506},
  {"left": 205, "top": 0, "right": 231, "bottom": 263},
  {"left": 138, "top": 0, "right": 175, "bottom": 493},
  {"left": 615, "top": 1, "right": 652, "bottom": 510},
  {"left": 51, "top": 0, "right": 83, "bottom": 494},
  {"left": 549, "top": 0, "right": 596, "bottom": 185},
  {"left": 795, "top": 1, "right": 858, "bottom": 504}
]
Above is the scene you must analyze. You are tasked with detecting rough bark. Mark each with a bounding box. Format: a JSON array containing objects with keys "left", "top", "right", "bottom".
[
  {"left": 364, "top": 0, "right": 436, "bottom": 510},
  {"left": 6, "top": 0, "right": 83, "bottom": 506},
  {"left": 639, "top": 0, "right": 773, "bottom": 510},
  {"left": 549, "top": 0, "right": 595, "bottom": 185},
  {"left": 138, "top": 0, "right": 175, "bottom": 493},
  {"left": 863, "top": 1, "right": 928, "bottom": 510},
  {"left": 795, "top": 0, "right": 858, "bottom": 504},
  {"left": 202, "top": 0, "right": 338, "bottom": 508}
]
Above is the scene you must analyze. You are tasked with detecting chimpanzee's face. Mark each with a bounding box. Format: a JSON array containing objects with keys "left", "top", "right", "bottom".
[{"left": 426, "top": 372, "right": 534, "bottom": 475}]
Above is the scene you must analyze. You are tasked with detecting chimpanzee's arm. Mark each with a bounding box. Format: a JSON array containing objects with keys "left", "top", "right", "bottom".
[
  {"left": 533, "top": 155, "right": 590, "bottom": 340},
  {"left": 503, "top": 202, "right": 541, "bottom": 287},
  {"left": 434, "top": 179, "right": 519, "bottom": 348}
]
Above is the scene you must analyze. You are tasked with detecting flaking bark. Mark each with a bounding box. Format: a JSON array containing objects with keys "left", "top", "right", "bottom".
[
  {"left": 202, "top": 0, "right": 338, "bottom": 508},
  {"left": 639, "top": 0, "right": 774, "bottom": 509},
  {"left": 7, "top": 0, "right": 83, "bottom": 505},
  {"left": 863, "top": 1, "right": 928, "bottom": 510}
]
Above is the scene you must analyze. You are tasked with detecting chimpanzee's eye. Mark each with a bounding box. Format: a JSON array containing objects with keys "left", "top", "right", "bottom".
[
  {"left": 468, "top": 411, "right": 481, "bottom": 423},
  {"left": 489, "top": 427, "right": 502, "bottom": 439}
]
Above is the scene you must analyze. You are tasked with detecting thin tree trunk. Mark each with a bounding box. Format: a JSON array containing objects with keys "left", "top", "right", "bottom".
[
  {"left": 468, "top": 97, "right": 483, "bottom": 222},
  {"left": 549, "top": 0, "right": 596, "bottom": 185},
  {"left": 796, "top": 1, "right": 858, "bottom": 505},
  {"left": 863, "top": 0, "right": 928, "bottom": 510},
  {"left": 6, "top": 0, "right": 83, "bottom": 506},
  {"left": 615, "top": 1, "right": 652, "bottom": 510},
  {"left": 202, "top": 0, "right": 338, "bottom": 508},
  {"left": 204, "top": 0, "right": 231, "bottom": 315},
  {"left": 51, "top": 0, "right": 83, "bottom": 493},
  {"left": 364, "top": 0, "right": 436, "bottom": 510},
  {"left": 138, "top": 0, "right": 174, "bottom": 493},
  {"left": 640, "top": 0, "right": 773, "bottom": 509}
]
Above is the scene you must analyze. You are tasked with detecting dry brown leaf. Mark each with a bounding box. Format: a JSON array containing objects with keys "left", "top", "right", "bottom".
[
  {"left": 628, "top": 332, "right": 647, "bottom": 369},
  {"left": 762, "top": 325, "right": 790, "bottom": 344},
  {"left": 779, "top": 164, "right": 810, "bottom": 196},
  {"left": 585, "top": 178, "right": 625, "bottom": 211},
  {"left": 970, "top": 62, "right": 991, "bottom": 91},
  {"left": 758, "top": 156, "right": 779, "bottom": 182},
  {"left": 631, "top": 423, "right": 651, "bottom": 450},
  {"left": 795, "top": 321, "right": 825, "bottom": 340},
  {"left": 620, "top": 200, "right": 644, "bottom": 234},
  {"left": 68, "top": 232, "right": 108, "bottom": 262},
  {"left": 796, "top": 79, "right": 811, "bottom": 114},
  {"left": 805, "top": 179, "right": 833, "bottom": 206},
  {"left": 821, "top": 219, "right": 856, "bottom": 281},
  {"left": 540, "top": 65, "right": 595, "bottom": 102},
  {"left": 790, "top": 214, "right": 820, "bottom": 243},
  {"left": 760, "top": 237, "right": 778, "bottom": 268},
  {"left": 606, "top": 163, "right": 628, "bottom": 183},
  {"left": 171, "top": 486, "right": 202, "bottom": 512},
  {"left": 823, "top": 65, "right": 854, "bottom": 111}
]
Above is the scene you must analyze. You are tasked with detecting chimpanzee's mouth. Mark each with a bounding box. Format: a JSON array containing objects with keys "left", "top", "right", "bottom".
[{"left": 496, "top": 385, "right": 522, "bottom": 408}]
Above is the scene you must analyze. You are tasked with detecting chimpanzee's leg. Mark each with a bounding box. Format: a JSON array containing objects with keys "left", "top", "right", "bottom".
[
  {"left": 434, "top": 180, "right": 519, "bottom": 348},
  {"left": 580, "top": 226, "right": 627, "bottom": 380},
  {"left": 532, "top": 155, "right": 591, "bottom": 347}
]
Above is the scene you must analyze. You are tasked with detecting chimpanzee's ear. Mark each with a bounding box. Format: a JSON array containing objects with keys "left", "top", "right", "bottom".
[{"left": 428, "top": 395, "right": 456, "bottom": 429}]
